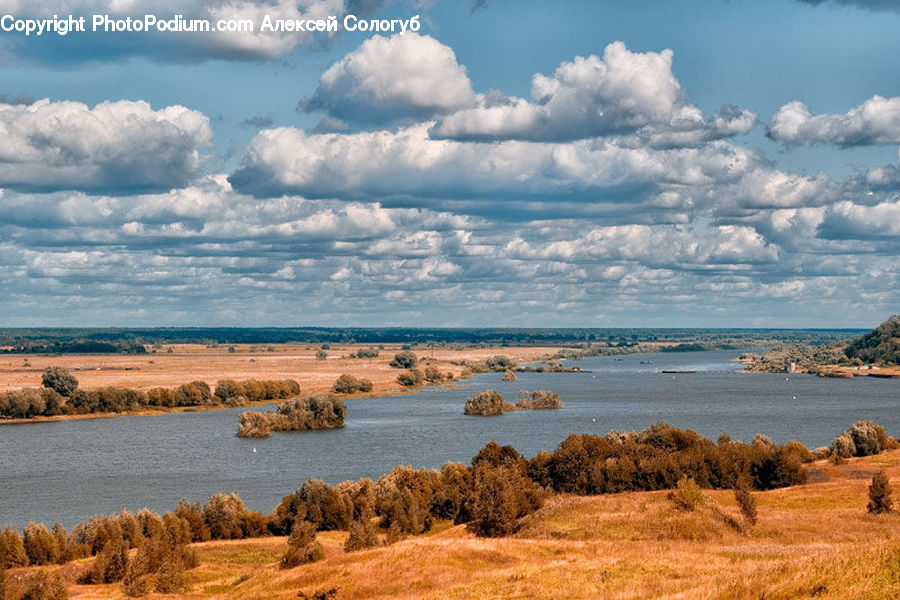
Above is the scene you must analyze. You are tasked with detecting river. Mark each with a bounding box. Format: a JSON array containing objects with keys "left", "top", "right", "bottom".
[{"left": 1, "top": 350, "right": 898, "bottom": 529}]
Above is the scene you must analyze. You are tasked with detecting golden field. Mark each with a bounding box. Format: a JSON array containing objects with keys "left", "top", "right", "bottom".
[
  {"left": 0, "top": 344, "right": 567, "bottom": 396},
  {"left": 9, "top": 450, "right": 899, "bottom": 600}
]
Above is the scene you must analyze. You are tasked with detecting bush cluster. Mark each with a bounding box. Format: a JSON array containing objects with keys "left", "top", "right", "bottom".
[
  {"left": 348, "top": 348, "right": 379, "bottom": 359},
  {"left": 516, "top": 390, "right": 563, "bottom": 410},
  {"left": 830, "top": 421, "right": 894, "bottom": 458},
  {"left": 463, "top": 390, "right": 506, "bottom": 416},
  {"left": 396, "top": 369, "right": 423, "bottom": 387},
  {"left": 237, "top": 394, "right": 346, "bottom": 437},
  {"left": 389, "top": 351, "right": 417, "bottom": 369},
  {"left": 528, "top": 423, "right": 810, "bottom": 495},
  {"left": 0, "top": 370, "right": 301, "bottom": 419},
  {"left": 331, "top": 374, "right": 373, "bottom": 395}
]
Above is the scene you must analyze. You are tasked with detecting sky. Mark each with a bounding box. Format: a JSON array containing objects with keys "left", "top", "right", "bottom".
[{"left": 0, "top": 0, "right": 898, "bottom": 328}]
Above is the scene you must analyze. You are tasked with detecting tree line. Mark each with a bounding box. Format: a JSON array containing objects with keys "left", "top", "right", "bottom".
[
  {"left": 5, "top": 420, "right": 894, "bottom": 598},
  {"left": 0, "top": 367, "right": 302, "bottom": 420}
]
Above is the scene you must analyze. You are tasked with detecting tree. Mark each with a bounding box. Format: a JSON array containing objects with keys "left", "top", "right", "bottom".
[
  {"left": 868, "top": 470, "right": 893, "bottom": 514},
  {"left": 41, "top": 366, "right": 78, "bottom": 397},
  {"left": 464, "top": 390, "right": 504, "bottom": 416},
  {"left": 0, "top": 527, "right": 28, "bottom": 568},
  {"left": 389, "top": 351, "right": 417, "bottom": 369},
  {"left": 734, "top": 481, "right": 758, "bottom": 533}
]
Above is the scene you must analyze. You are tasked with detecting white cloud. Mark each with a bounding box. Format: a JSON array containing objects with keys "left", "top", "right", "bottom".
[
  {"left": 819, "top": 199, "right": 900, "bottom": 238},
  {"left": 429, "top": 42, "right": 757, "bottom": 144},
  {"left": 229, "top": 122, "right": 760, "bottom": 199},
  {"left": 303, "top": 33, "right": 477, "bottom": 124},
  {"left": 767, "top": 96, "right": 900, "bottom": 146},
  {"left": 0, "top": 99, "right": 211, "bottom": 192}
]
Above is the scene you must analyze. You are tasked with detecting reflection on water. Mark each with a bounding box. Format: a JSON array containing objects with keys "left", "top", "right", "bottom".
[{"left": 1, "top": 350, "right": 898, "bottom": 528}]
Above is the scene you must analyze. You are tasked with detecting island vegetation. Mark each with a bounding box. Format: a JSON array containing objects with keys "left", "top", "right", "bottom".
[
  {"left": 464, "top": 389, "right": 563, "bottom": 416},
  {"left": 237, "top": 394, "right": 346, "bottom": 438}
]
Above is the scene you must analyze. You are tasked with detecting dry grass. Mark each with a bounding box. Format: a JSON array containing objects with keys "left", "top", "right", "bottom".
[
  {"left": 0, "top": 344, "right": 564, "bottom": 398},
  {"left": 9, "top": 450, "right": 900, "bottom": 599}
]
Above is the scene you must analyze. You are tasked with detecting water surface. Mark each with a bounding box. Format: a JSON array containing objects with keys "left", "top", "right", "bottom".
[{"left": 2, "top": 350, "right": 898, "bottom": 528}]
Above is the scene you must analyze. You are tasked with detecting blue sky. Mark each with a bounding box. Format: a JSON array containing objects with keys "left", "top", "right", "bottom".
[{"left": 0, "top": 0, "right": 898, "bottom": 327}]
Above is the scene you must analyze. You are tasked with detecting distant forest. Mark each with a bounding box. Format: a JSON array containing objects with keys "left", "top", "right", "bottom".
[{"left": 0, "top": 327, "right": 861, "bottom": 355}]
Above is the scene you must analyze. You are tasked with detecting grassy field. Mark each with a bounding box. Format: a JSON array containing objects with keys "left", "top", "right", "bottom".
[
  {"left": 0, "top": 344, "right": 568, "bottom": 395},
  {"left": 7, "top": 450, "right": 897, "bottom": 599}
]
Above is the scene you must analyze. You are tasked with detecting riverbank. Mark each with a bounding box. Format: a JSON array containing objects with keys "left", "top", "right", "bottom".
[
  {"left": 4, "top": 449, "right": 898, "bottom": 599},
  {"left": 0, "top": 344, "right": 571, "bottom": 424}
]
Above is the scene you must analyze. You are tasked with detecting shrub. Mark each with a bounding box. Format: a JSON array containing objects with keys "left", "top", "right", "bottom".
[
  {"left": 316, "top": 350, "right": 327, "bottom": 360},
  {"left": 353, "top": 348, "right": 379, "bottom": 359},
  {"left": 464, "top": 390, "right": 504, "bottom": 416},
  {"left": 735, "top": 482, "right": 758, "bottom": 531},
  {"left": 238, "top": 394, "right": 346, "bottom": 438},
  {"left": 22, "top": 571, "right": 68, "bottom": 600},
  {"left": 667, "top": 476, "right": 706, "bottom": 511},
  {"left": 868, "top": 470, "right": 893, "bottom": 514},
  {"left": 270, "top": 480, "right": 352, "bottom": 536},
  {"left": 516, "top": 390, "right": 562, "bottom": 410},
  {"left": 374, "top": 466, "right": 437, "bottom": 536},
  {"left": 175, "top": 500, "right": 210, "bottom": 542},
  {"left": 423, "top": 366, "right": 449, "bottom": 383},
  {"left": 501, "top": 370, "right": 516, "bottom": 381},
  {"left": 280, "top": 522, "right": 325, "bottom": 569},
  {"left": 389, "top": 351, "right": 417, "bottom": 369},
  {"left": 51, "top": 522, "right": 72, "bottom": 564},
  {"left": 331, "top": 374, "right": 373, "bottom": 394},
  {"left": 396, "top": 369, "right": 423, "bottom": 387},
  {"left": 154, "top": 555, "right": 189, "bottom": 594},
  {"left": 23, "top": 522, "right": 58, "bottom": 566},
  {"left": 41, "top": 367, "right": 78, "bottom": 397},
  {"left": 86, "top": 537, "right": 128, "bottom": 584},
  {"left": 831, "top": 433, "right": 856, "bottom": 458},
  {"left": 430, "top": 462, "right": 472, "bottom": 521},
  {"left": 0, "top": 527, "right": 28, "bottom": 568},
  {"left": 485, "top": 355, "right": 515, "bottom": 372},
  {"left": 175, "top": 381, "right": 212, "bottom": 407},
  {"left": 847, "top": 421, "right": 890, "bottom": 457},
  {"left": 203, "top": 493, "right": 267, "bottom": 540},
  {"left": 466, "top": 462, "right": 543, "bottom": 537},
  {"left": 344, "top": 519, "right": 380, "bottom": 552}
]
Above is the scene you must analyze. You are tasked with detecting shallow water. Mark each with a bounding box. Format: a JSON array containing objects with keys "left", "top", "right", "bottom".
[{"left": 1, "top": 350, "right": 898, "bottom": 529}]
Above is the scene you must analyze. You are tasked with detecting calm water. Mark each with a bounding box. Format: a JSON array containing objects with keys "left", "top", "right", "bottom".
[{"left": 2, "top": 350, "right": 899, "bottom": 529}]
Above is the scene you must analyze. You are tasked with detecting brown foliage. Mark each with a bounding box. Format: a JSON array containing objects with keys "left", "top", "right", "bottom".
[
  {"left": 0, "top": 527, "right": 28, "bottom": 569},
  {"left": 868, "top": 470, "right": 893, "bottom": 514},
  {"left": 238, "top": 393, "right": 346, "bottom": 438},
  {"left": 22, "top": 523, "right": 58, "bottom": 566},
  {"left": 270, "top": 480, "right": 352, "bottom": 536},
  {"left": 331, "top": 374, "right": 373, "bottom": 394},
  {"left": 464, "top": 389, "right": 505, "bottom": 416}
]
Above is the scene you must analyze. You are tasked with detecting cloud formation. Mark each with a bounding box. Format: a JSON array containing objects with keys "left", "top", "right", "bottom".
[
  {"left": 767, "top": 96, "right": 900, "bottom": 147},
  {"left": 0, "top": 99, "right": 212, "bottom": 193},
  {"left": 301, "top": 33, "right": 477, "bottom": 125},
  {"left": 429, "top": 41, "right": 757, "bottom": 144},
  {"left": 229, "top": 122, "right": 763, "bottom": 201}
]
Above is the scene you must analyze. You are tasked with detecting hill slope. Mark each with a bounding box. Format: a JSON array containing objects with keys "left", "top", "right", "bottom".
[{"left": 845, "top": 315, "right": 900, "bottom": 364}]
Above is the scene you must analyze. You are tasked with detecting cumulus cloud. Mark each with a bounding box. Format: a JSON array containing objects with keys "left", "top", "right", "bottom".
[
  {"left": 429, "top": 41, "right": 757, "bottom": 144},
  {"left": 767, "top": 96, "right": 900, "bottom": 147},
  {"left": 229, "top": 122, "right": 760, "bottom": 200},
  {"left": 301, "top": 33, "right": 477, "bottom": 125},
  {"left": 818, "top": 200, "right": 900, "bottom": 239},
  {"left": 0, "top": 0, "right": 384, "bottom": 62},
  {"left": 0, "top": 99, "right": 212, "bottom": 193}
]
